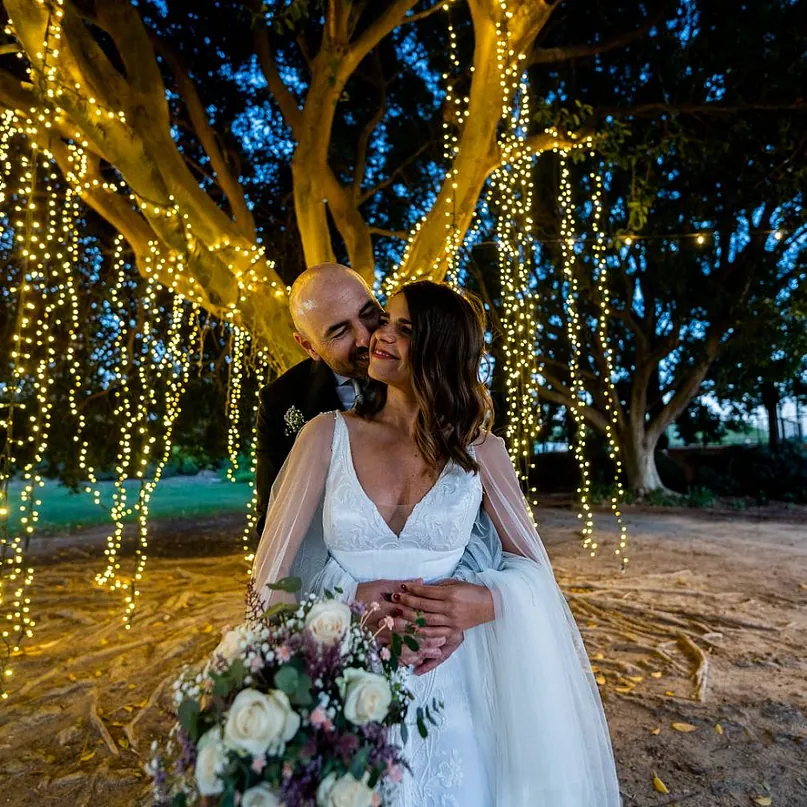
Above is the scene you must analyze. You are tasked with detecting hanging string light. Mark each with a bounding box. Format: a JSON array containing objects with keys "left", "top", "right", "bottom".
[
  {"left": 95, "top": 235, "right": 135, "bottom": 589},
  {"left": 225, "top": 325, "right": 247, "bottom": 483},
  {"left": 589, "top": 162, "right": 629, "bottom": 569},
  {"left": 558, "top": 149, "right": 596, "bottom": 554},
  {"left": 124, "top": 294, "right": 195, "bottom": 629},
  {"left": 241, "top": 349, "right": 270, "bottom": 572}
]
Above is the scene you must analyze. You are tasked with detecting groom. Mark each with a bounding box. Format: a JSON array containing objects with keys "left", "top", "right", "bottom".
[{"left": 255, "top": 263, "right": 498, "bottom": 671}]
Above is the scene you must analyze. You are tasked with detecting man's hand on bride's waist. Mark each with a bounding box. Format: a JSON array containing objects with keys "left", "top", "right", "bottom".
[{"left": 391, "top": 579, "right": 495, "bottom": 633}]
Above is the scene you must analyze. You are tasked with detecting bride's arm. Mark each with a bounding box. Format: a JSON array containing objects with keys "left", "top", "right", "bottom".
[
  {"left": 251, "top": 412, "right": 336, "bottom": 604},
  {"left": 476, "top": 432, "right": 551, "bottom": 565}
]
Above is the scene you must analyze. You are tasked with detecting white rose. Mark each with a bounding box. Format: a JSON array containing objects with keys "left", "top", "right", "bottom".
[
  {"left": 316, "top": 772, "right": 375, "bottom": 807},
  {"left": 339, "top": 668, "right": 391, "bottom": 726},
  {"left": 214, "top": 624, "right": 254, "bottom": 663},
  {"left": 224, "top": 688, "right": 300, "bottom": 756},
  {"left": 242, "top": 783, "right": 283, "bottom": 807},
  {"left": 305, "top": 601, "right": 351, "bottom": 648},
  {"left": 195, "top": 727, "right": 226, "bottom": 796}
]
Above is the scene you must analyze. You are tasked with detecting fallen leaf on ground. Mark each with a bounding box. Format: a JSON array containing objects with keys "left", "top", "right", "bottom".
[
  {"left": 664, "top": 690, "right": 675, "bottom": 696},
  {"left": 652, "top": 772, "right": 669, "bottom": 794},
  {"left": 80, "top": 751, "right": 96, "bottom": 762},
  {"left": 672, "top": 722, "right": 697, "bottom": 732},
  {"left": 650, "top": 671, "right": 663, "bottom": 679},
  {"left": 650, "top": 727, "right": 661, "bottom": 735},
  {"left": 753, "top": 797, "right": 772, "bottom": 806},
  {"left": 595, "top": 674, "right": 606, "bottom": 686},
  {"left": 715, "top": 723, "right": 724, "bottom": 735}
]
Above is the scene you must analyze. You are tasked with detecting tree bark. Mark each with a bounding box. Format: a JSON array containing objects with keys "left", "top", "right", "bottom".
[
  {"left": 761, "top": 381, "right": 780, "bottom": 447},
  {"left": 621, "top": 421, "right": 666, "bottom": 495}
]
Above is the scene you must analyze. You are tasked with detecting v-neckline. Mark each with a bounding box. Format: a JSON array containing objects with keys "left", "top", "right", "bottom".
[{"left": 337, "top": 412, "right": 451, "bottom": 539}]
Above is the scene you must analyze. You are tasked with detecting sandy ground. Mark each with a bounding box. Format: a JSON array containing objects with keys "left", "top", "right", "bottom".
[{"left": 0, "top": 506, "right": 805, "bottom": 806}]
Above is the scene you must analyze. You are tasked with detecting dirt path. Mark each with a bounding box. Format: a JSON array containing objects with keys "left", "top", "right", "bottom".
[{"left": 0, "top": 508, "right": 805, "bottom": 806}]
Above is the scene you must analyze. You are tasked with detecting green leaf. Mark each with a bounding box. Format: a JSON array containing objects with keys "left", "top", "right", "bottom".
[
  {"left": 350, "top": 745, "right": 370, "bottom": 780},
  {"left": 262, "top": 602, "right": 292, "bottom": 620},
  {"left": 293, "top": 673, "right": 313, "bottom": 707},
  {"left": 211, "top": 671, "right": 234, "bottom": 698},
  {"left": 403, "top": 635, "right": 419, "bottom": 652},
  {"left": 274, "top": 665, "right": 299, "bottom": 695},
  {"left": 266, "top": 576, "right": 302, "bottom": 594},
  {"left": 417, "top": 716, "right": 428, "bottom": 739},
  {"left": 177, "top": 699, "right": 200, "bottom": 742},
  {"left": 400, "top": 721, "right": 409, "bottom": 744},
  {"left": 391, "top": 633, "right": 402, "bottom": 656},
  {"left": 229, "top": 658, "right": 246, "bottom": 687},
  {"left": 171, "top": 794, "right": 188, "bottom": 807}
]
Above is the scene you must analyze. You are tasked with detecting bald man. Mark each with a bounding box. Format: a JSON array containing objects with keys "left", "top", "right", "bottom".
[{"left": 255, "top": 263, "right": 383, "bottom": 535}]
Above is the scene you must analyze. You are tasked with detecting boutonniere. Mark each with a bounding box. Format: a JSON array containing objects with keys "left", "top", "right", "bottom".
[{"left": 283, "top": 405, "right": 307, "bottom": 437}]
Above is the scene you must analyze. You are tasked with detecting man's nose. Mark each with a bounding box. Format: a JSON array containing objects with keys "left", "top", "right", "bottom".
[{"left": 355, "top": 322, "right": 374, "bottom": 347}]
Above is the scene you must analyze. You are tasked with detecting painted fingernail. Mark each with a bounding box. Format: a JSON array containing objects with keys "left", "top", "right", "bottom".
[
  {"left": 392, "top": 608, "right": 402, "bottom": 617},
  {"left": 392, "top": 593, "right": 400, "bottom": 601},
  {"left": 400, "top": 584, "right": 407, "bottom": 591}
]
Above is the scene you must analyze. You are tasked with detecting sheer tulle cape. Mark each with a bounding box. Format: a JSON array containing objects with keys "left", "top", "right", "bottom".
[{"left": 251, "top": 413, "right": 621, "bottom": 805}]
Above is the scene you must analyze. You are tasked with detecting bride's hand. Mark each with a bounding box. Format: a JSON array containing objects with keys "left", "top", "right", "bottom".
[
  {"left": 392, "top": 579, "right": 495, "bottom": 632},
  {"left": 355, "top": 577, "right": 424, "bottom": 632}
]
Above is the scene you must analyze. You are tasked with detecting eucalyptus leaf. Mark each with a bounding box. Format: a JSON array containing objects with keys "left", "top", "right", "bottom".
[
  {"left": 177, "top": 699, "right": 200, "bottom": 742},
  {"left": 266, "top": 577, "right": 302, "bottom": 594},
  {"left": 274, "top": 664, "right": 299, "bottom": 695}
]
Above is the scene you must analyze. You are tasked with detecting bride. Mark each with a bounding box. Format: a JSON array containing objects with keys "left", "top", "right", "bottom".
[{"left": 252, "top": 281, "right": 621, "bottom": 806}]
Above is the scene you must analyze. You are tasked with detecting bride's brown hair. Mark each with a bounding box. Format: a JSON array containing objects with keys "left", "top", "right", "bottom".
[{"left": 356, "top": 280, "right": 493, "bottom": 473}]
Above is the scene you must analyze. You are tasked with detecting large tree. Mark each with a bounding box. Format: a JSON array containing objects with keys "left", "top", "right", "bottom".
[
  {"left": 0, "top": 0, "right": 663, "bottom": 369},
  {"left": 471, "top": 0, "right": 807, "bottom": 492}
]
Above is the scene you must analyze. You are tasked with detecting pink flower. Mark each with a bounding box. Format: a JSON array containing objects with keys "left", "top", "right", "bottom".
[
  {"left": 323, "top": 719, "right": 334, "bottom": 732},
  {"left": 372, "top": 793, "right": 382, "bottom": 807},
  {"left": 250, "top": 755, "right": 266, "bottom": 774},
  {"left": 380, "top": 647, "right": 391, "bottom": 661},
  {"left": 310, "top": 707, "right": 328, "bottom": 727},
  {"left": 380, "top": 616, "right": 395, "bottom": 631},
  {"left": 387, "top": 762, "right": 403, "bottom": 784},
  {"left": 277, "top": 645, "right": 291, "bottom": 662},
  {"left": 249, "top": 655, "right": 264, "bottom": 673},
  {"left": 282, "top": 762, "right": 293, "bottom": 779}
]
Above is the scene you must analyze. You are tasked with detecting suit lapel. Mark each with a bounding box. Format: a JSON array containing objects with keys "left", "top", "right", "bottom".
[{"left": 302, "top": 359, "right": 341, "bottom": 419}]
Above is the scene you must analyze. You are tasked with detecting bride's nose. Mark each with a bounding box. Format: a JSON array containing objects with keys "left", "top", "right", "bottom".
[{"left": 375, "top": 324, "right": 396, "bottom": 344}]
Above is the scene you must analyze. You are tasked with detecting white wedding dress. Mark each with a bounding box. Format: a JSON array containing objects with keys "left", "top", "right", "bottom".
[{"left": 253, "top": 412, "right": 621, "bottom": 806}]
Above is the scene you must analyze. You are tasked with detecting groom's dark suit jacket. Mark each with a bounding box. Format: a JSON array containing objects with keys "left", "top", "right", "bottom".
[{"left": 255, "top": 358, "right": 342, "bottom": 537}]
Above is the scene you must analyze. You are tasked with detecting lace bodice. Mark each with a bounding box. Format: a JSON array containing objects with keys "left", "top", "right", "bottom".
[{"left": 322, "top": 412, "right": 482, "bottom": 556}]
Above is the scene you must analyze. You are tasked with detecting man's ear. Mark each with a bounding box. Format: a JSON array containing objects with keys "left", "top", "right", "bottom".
[{"left": 293, "top": 331, "right": 322, "bottom": 362}]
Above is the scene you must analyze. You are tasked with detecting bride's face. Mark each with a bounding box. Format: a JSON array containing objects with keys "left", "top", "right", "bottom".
[{"left": 368, "top": 294, "right": 412, "bottom": 388}]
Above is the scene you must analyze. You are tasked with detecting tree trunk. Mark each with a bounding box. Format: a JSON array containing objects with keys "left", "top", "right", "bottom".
[
  {"left": 761, "top": 381, "right": 780, "bottom": 447},
  {"left": 621, "top": 422, "right": 666, "bottom": 495}
]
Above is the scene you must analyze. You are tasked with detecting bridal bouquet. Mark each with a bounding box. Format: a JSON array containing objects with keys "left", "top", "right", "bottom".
[{"left": 147, "top": 579, "right": 436, "bottom": 807}]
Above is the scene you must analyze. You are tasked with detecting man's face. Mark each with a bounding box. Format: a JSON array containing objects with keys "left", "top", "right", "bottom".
[{"left": 294, "top": 274, "right": 383, "bottom": 378}]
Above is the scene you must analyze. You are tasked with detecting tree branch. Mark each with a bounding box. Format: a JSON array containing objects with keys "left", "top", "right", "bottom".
[
  {"left": 352, "top": 51, "right": 386, "bottom": 201},
  {"left": 529, "top": 4, "right": 668, "bottom": 66},
  {"left": 346, "top": 0, "right": 420, "bottom": 75},
  {"left": 537, "top": 381, "right": 611, "bottom": 435},
  {"left": 369, "top": 227, "right": 408, "bottom": 239},
  {"left": 400, "top": 3, "right": 446, "bottom": 26},
  {"left": 247, "top": 0, "right": 302, "bottom": 135},
  {"left": 358, "top": 141, "right": 431, "bottom": 204},
  {"left": 156, "top": 42, "right": 256, "bottom": 238}
]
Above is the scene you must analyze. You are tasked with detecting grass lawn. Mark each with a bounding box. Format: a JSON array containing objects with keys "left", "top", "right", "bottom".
[{"left": 3, "top": 476, "right": 253, "bottom": 534}]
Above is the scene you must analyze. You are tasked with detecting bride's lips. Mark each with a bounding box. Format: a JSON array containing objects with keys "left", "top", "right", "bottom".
[{"left": 371, "top": 347, "right": 398, "bottom": 360}]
